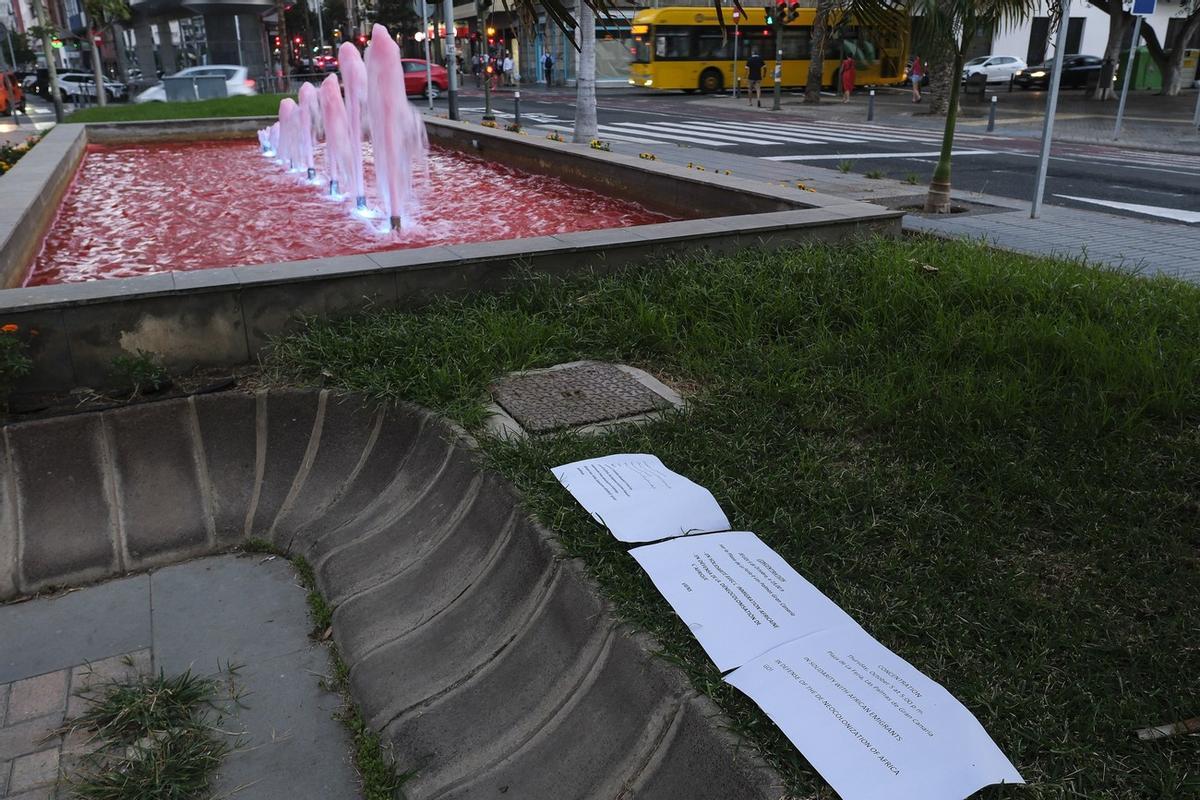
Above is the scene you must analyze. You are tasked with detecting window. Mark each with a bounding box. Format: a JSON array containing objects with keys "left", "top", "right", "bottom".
[{"left": 655, "top": 27, "right": 696, "bottom": 60}]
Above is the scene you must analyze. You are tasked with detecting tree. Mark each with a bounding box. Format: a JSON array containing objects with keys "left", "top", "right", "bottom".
[
  {"left": 28, "top": 2, "right": 63, "bottom": 122},
  {"left": 82, "top": 0, "right": 129, "bottom": 106},
  {"left": 371, "top": 0, "right": 419, "bottom": 40},
  {"left": 1075, "top": 0, "right": 1199, "bottom": 97},
  {"left": 915, "top": 0, "right": 1035, "bottom": 213},
  {"left": 573, "top": 0, "right": 597, "bottom": 142},
  {"left": 804, "top": 0, "right": 837, "bottom": 102},
  {"left": 1, "top": 28, "right": 37, "bottom": 68}
]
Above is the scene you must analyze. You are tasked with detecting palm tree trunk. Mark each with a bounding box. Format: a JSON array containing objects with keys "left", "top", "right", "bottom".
[
  {"left": 31, "top": 0, "right": 64, "bottom": 121},
  {"left": 924, "top": 43, "right": 965, "bottom": 213},
  {"left": 90, "top": 29, "right": 107, "bottom": 106},
  {"left": 804, "top": 0, "right": 833, "bottom": 102},
  {"left": 1091, "top": 6, "right": 1130, "bottom": 100},
  {"left": 1163, "top": 13, "right": 1200, "bottom": 96},
  {"left": 572, "top": 0, "right": 597, "bottom": 142}
]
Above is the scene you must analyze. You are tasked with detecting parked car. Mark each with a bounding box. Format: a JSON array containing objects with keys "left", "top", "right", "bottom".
[
  {"left": 1013, "top": 55, "right": 1105, "bottom": 89},
  {"left": 1, "top": 71, "right": 26, "bottom": 114},
  {"left": 56, "top": 71, "right": 128, "bottom": 102},
  {"left": 134, "top": 65, "right": 257, "bottom": 103},
  {"left": 962, "top": 55, "right": 1027, "bottom": 83},
  {"left": 401, "top": 59, "right": 448, "bottom": 98}
]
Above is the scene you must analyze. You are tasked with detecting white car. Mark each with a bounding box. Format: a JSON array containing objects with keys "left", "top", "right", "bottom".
[
  {"left": 962, "top": 55, "right": 1027, "bottom": 83},
  {"left": 56, "top": 71, "right": 128, "bottom": 102},
  {"left": 134, "top": 65, "right": 257, "bottom": 103}
]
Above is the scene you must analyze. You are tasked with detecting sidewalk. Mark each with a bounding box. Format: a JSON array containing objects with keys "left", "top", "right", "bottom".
[
  {"left": 688, "top": 85, "right": 1200, "bottom": 155},
  {"left": 0, "top": 96, "right": 59, "bottom": 146},
  {"left": 506, "top": 114, "right": 1199, "bottom": 283}
]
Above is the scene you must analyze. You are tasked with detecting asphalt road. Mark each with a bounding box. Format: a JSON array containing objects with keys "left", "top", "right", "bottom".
[{"left": 437, "top": 89, "right": 1200, "bottom": 225}]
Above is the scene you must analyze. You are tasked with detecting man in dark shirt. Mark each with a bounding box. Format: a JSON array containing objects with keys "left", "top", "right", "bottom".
[{"left": 745, "top": 50, "right": 765, "bottom": 107}]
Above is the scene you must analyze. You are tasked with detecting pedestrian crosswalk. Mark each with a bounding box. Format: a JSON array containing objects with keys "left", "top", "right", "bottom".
[{"left": 536, "top": 116, "right": 994, "bottom": 150}]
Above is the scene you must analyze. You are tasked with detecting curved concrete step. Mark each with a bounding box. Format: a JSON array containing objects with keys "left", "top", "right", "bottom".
[{"left": 0, "top": 390, "right": 783, "bottom": 799}]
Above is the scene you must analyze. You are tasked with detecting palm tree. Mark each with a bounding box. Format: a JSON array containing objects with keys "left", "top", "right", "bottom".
[
  {"left": 572, "top": 0, "right": 598, "bottom": 143},
  {"left": 914, "top": 0, "right": 1036, "bottom": 212}
]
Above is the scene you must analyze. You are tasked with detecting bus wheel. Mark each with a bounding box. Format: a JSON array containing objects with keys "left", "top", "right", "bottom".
[{"left": 699, "top": 68, "right": 723, "bottom": 94}]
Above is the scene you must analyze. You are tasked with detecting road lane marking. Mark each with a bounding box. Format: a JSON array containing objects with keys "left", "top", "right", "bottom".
[
  {"left": 1053, "top": 195, "right": 1200, "bottom": 223},
  {"left": 763, "top": 149, "right": 996, "bottom": 161}
]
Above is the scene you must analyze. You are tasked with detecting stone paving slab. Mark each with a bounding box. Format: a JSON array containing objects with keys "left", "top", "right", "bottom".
[
  {"left": 0, "top": 555, "right": 358, "bottom": 800},
  {"left": 0, "top": 576, "right": 151, "bottom": 684}
]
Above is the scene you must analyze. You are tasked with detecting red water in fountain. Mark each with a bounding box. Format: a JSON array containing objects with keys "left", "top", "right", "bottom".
[{"left": 26, "top": 140, "right": 673, "bottom": 286}]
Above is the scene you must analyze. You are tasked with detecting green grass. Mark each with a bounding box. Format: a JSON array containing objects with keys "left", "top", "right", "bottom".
[
  {"left": 837, "top": 159, "right": 854, "bottom": 173},
  {"left": 266, "top": 238, "right": 1200, "bottom": 799},
  {"left": 63, "top": 668, "right": 239, "bottom": 800},
  {"left": 65, "top": 93, "right": 290, "bottom": 123}
]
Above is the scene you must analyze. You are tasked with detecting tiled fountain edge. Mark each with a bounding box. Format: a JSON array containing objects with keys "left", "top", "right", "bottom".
[
  {"left": 0, "top": 389, "right": 786, "bottom": 799},
  {"left": 0, "top": 116, "right": 901, "bottom": 395}
]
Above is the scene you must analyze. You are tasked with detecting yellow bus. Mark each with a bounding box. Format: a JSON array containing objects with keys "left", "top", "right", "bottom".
[{"left": 628, "top": 6, "right": 908, "bottom": 93}]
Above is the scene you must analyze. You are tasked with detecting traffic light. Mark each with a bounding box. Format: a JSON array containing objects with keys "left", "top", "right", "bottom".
[
  {"left": 774, "top": 0, "right": 786, "bottom": 23},
  {"left": 785, "top": 0, "right": 801, "bottom": 22},
  {"left": 764, "top": 11, "right": 773, "bottom": 25},
  {"left": 357, "top": 34, "right": 367, "bottom": 45},
  {"left": 486, "top": 26, "right": 495, "bottom": 36},
  {"left": 274, "top": 35, "right": 281, "bottom": 47}
]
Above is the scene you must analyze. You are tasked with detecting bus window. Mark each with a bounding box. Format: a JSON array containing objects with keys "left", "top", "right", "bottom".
[
  {"left": 655, "top": 27, "right": 696, "bottom": 59},
  {"left": 633, "top": 34, "right": 653, "bottom": 63},
  {"left": 781, "top": 27, "right": 813, "bottom": 60},
  {"left": 696, "top": 30, "right": 733, "bottom": 60}
]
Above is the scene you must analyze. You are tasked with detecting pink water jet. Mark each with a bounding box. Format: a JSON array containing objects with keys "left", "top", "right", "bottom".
[
  {"left": 339, "top": 41, "right": 368, "bottom": 209},
  {"left": 297, "top": 82, "right": 320, "bottom": 180},
  {"left": 277, "top": 98, "right": 299, "bottom": 169},
  {"left": 320, "top": 74, "right": 355, "bottom": 198},
  {"left": 365, "top": 23, "right": 427, "bottom": 230}
]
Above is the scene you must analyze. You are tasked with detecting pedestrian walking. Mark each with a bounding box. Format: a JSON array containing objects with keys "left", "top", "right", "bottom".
[
  {"left": 472, "top": 54, "right": 483, "bottom": 88},
  {"left": 910, "top": 55, "right": 924, "bottom": 102},
  {"left": 543, "top": 52, "right": 555, "bottom": 86},
  {"left": 745, "top": 49, "right": 764, "bottom": 107},
  {"left": 503, "top": 53, "right": 514, "bottom": 86},
  {"left": 840, "top": 54, "right": 856, "bottom": 103}
]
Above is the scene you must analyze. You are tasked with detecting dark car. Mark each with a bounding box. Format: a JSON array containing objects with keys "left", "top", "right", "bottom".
[{"left": 1013, "top": 54, "right": 1103, "bottom": 89}]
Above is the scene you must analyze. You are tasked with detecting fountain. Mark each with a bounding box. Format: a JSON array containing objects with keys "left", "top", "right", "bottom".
[
  {"left": 320, "top": 74, "right": 354, "bottom": 198},
  {"left": 364, "top": 23, "right": 426, "bottom": 230},
  {"left": 297, "top": 82, "right": 320, "bottom": 181},
  {"left": 338, "top": 41, "right": 369, "bottom": 210},
  {"left": 259, "top": 25, "right": 426, "bottom": 231}
]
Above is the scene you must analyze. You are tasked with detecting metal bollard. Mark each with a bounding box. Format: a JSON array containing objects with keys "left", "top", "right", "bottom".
[
  {"left": 514, "top": 91, "right": 521, "bottom": 129},
  {"left": 987, "top": 95, "right": 997, "bottom": 132},
  {"left": 867, "top": 89, "right": 875, "bottom": 121}
]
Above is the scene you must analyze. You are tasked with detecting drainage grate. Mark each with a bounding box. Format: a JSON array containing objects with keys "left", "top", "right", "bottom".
[{"left": 490, "top": 362, "right": 673, "bottom": 434}]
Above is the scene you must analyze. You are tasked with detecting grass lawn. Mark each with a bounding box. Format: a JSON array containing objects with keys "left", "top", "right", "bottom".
[
  {"left": 64, "top": 93, "right": 290, "bottom": 124},
  {"left": 267, "top": 238, "right": 1200, "bottom": 799}
]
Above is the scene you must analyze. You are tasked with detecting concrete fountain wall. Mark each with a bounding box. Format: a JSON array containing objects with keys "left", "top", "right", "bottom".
[
  {"left": 0, "top": 388, "right": 785, "bottom": 799},
  {"left": 0, "top": 116, "right": 901, "bottom": 396}
]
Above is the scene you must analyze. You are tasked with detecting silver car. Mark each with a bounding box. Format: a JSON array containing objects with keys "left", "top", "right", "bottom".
[
  {"left": 134, "top": 65, "right": 258, "bottom": 103},
  {"left": 962, "top": 55, "right": 1028, "bottom": 84}
]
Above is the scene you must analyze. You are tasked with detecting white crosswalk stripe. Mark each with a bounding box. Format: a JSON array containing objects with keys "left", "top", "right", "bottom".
[{"left": 553, "top": 116, "right": 993, "bottom": 149}]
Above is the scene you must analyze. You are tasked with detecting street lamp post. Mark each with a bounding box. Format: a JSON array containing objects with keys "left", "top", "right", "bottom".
[
  {"left": 419, "top": 0, "right": 433, "bottom": 110},
  {"left": 731, "top": 10, "right": 739, "bottom": 99},
  {"left": 479, "top": 5, "right": 494, "bottom": 121},
  {"left": 443, "top": 0, "right": 459, "bottom": 119},
  {"left": 1030, "top": 0, "right": 1072, "bottom": 219}
]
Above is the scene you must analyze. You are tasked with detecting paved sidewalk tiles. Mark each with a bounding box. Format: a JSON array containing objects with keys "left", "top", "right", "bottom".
[{"left": 0, "top": 556, "right": 359, "bottom": 800}]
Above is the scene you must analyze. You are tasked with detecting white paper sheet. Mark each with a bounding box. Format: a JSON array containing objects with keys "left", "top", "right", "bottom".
[
  {"left": 725, "top": 627, "right": 1024, "bottom": 800},
  {"left": 629, "top": 531, "right": 859, "bottom": 671},
  {"left": 551, "top": 454, "right": 731, "bottom": 543}
]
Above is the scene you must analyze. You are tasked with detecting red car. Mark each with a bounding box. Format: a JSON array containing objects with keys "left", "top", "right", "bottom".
[{"left": 401, "top": 59, "right": 448, "bottom": 97}]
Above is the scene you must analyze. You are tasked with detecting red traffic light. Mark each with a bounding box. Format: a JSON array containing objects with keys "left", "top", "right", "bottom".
[
  {"left": 274, "top": 36, "right": 281, "bottom": 45},
  {"left": 762, "top": 28, "right": 770, "bottom": 35},
  {"left": 357, "top": 35, "right": 366, "bottom": 44}
]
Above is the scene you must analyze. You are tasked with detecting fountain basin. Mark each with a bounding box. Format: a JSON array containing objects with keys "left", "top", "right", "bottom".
[{"left": 0, "top": 117, "right": 901, "bottom": 395}]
